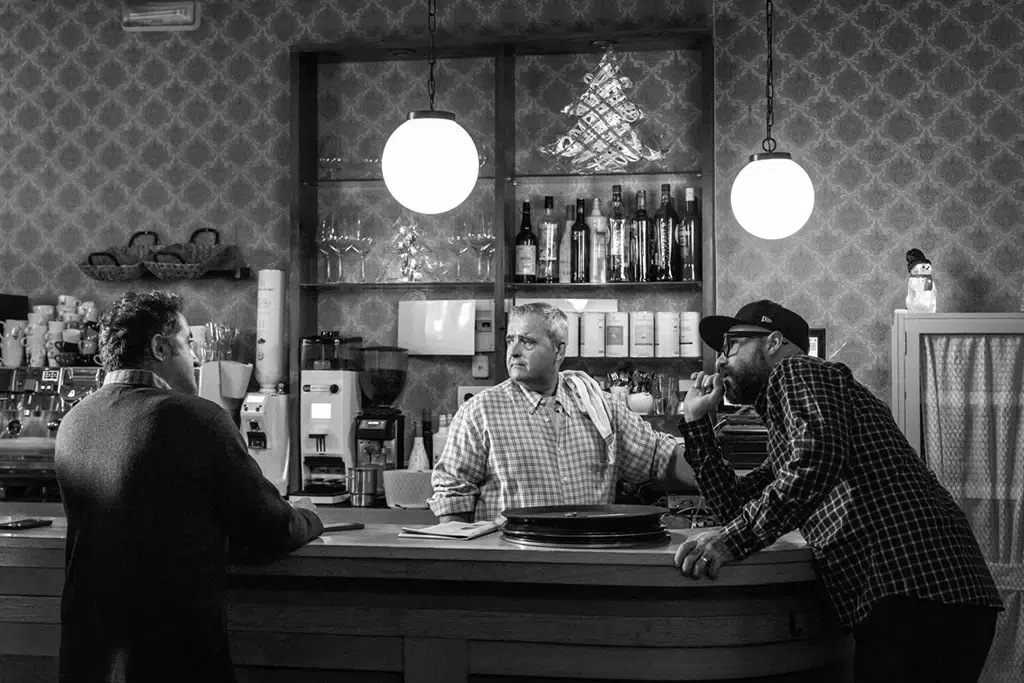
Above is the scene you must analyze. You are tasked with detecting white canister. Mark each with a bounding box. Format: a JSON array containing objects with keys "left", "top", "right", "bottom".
[
  {"left": 256, "top": 269, "right": 286, "bottom": 392},
  {"left": 679, "top": 311, "right": 702, "bottom": 358},
  {"left": 604, "top": 312, "right": 629, "bottom": 358},
  {"left": 580, "top": 312, "right": 606, "bottom": 357},
  {"left": 629, "top": 312, "right": 655, "bottom": 358},
  {"left": 655, "top": 312, "right": 680, "bottom": 357},
  {"left": 563, "top": 311, "right": 580, "bottom": 358}
]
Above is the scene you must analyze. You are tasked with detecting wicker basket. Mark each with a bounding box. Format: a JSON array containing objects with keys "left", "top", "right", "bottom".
[
  {"left": 110, "top": 230, "right": 160, "bottom": 265},
  {"left": 78, "top": 252, "right": 145, "bottom": 282},
  {"left": 144, "top": 228, "right": 230, "bottom": 279}
]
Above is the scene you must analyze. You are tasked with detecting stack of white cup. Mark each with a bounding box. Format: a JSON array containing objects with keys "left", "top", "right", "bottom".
[{"left": 16, "top": 296, "right": 102, "bottom": 368}]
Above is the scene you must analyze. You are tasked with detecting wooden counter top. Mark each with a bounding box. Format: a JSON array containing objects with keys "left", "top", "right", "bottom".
[{"left": 0, "top": 511, "right": 815, "bottom": 587}]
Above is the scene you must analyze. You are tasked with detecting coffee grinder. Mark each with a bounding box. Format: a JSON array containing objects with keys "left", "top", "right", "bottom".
[
  {"left": 354, "top": 346, "right": 408, "bottom": 498},
  {"left": 240, "top": 269, "right": 290, "bottom": 495}
]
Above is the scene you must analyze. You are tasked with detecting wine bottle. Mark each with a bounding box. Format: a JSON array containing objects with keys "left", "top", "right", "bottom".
[
  {"left": 513, "top": 200, "right": 537, "bottom": 283},
  {"left": 570, "top": 198, "right": 590, "bottom": 283},
  {"left": 537, "top": 196, "right": 559, "bottom": 283},
  {"left": 653, "top": 183, "right": 678, "bottom": 281},
  {"left": 422, "top": 408, "right": 433, "bottom": 467},
  {"left": 589, "top": 197, "right": 608, "bottom": 284},
  {"left": 559, "top": 203, "right": 574, "bottom": 285},
  {"left": 632, "top": 190, "right": 652, "bottom": 282},
  {"left": 607, "top": 185, "right": 631, "bottom": 282},
  {"left": 678, "top": 187, "right": 701, "bottom": 282}
]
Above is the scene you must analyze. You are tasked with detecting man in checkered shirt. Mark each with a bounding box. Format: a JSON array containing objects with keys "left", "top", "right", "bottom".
[
  {"left": 673, "top": 300, "right": 1003, "bottom": 683},
  {"left": 428, "top": 302, "right": 696, "bottom": 523}
]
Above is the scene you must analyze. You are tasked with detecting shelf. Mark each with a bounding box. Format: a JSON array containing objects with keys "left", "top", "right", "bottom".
[
  {"left": 565, "top": 356, "right": 702, "bottom": 361},
  {"left": 309, "top": 176, "right": 497, "bottom": 186},
  {"left": 301, "top": 281, "right": 494, "bottom": 291},
  {"left": 507, "top": 281, "right": 702, "bottom": 290},
  {"left": 512, "top": 170, "right": 702, "bottom": 180}
]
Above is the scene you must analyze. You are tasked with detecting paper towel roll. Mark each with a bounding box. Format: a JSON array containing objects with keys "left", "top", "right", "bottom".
[
  {"left": 255, "top": 269, "right": 286, "bottom": 392},
  {"left": 629, "top": 312, "right": 654, "bottom": 358},
  {"left": 564, "top": 311, "right": 580, "bottom": 358},
  {"left": 655, "top": 311, "right": 680, "bottom": 357},
  {"left": 679, "top": 311, "right": 702, "bottom": 358},
  {"left": 580, "top": 312, "right": 606, "bottom": 357},
  {"left": 605, "top": 312, "right": 629, "bottom": 358}
]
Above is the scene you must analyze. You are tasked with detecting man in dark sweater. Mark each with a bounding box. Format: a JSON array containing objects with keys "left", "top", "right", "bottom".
[{"left": 55, "top": 291, "right": 323, "bottom": 683}]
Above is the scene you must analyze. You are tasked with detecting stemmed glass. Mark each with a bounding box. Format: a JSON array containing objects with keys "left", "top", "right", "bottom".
[
  {"left": 315, "top": 214, "right": 336, "bottom": 283},
  {"left": 326, "top": 217, "right": 354, "bottom": 283},
  {"left": 466, "top": 214, "right": 495, "bottom": 281},
  {"left": 446, "top": 234, "right": 471, "bottom": 282},
  {"left": 339, "top": 218, "right": 373, "bottom": 283}
]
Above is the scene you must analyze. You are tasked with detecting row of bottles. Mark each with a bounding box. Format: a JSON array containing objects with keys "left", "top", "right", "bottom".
[{"left": 513, "top": 184, "right": 702, "bottom": 284}]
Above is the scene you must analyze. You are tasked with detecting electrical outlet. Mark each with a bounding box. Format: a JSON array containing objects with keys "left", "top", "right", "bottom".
[{"left": 457, "top": 385, "right": 489, "bottom": 406}]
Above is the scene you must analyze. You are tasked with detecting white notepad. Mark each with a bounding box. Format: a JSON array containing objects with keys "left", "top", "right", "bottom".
[{"left": 398, "top": 520, "right": 499, "bottom": 540}]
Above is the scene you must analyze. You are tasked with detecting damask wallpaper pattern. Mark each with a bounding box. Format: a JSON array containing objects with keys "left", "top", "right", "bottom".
[{"left": 1, "top": 0, "right": 1023, "bottom": 411}]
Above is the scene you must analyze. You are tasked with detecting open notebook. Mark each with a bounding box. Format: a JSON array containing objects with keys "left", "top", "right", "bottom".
[{"left": 398, "top": 520, "right": 499, "bottom": 540}]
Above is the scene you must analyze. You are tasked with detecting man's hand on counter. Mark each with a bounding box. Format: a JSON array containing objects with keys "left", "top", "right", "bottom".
[
  {"left": 673, "top": 528, "right": 736, "bottom": 580},
  {"left": 289, "top": 496, "right": 319, "bottom": 514}
]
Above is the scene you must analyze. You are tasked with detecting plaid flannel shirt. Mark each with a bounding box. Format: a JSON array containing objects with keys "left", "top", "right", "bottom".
[
  {"left": 429, "top": 375, "right": 677, "bottom": 521},
  {"left": 679, "top": 355, "right": 1002, "bottom": 629}
]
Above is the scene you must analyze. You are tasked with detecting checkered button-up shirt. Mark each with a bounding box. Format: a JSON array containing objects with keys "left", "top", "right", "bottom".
[
  {"left": 429, "top": 375, "right": 677, "bottom": 521},
  {"left": 679, "top": 355, "right": 1003, "bottom": 629}
]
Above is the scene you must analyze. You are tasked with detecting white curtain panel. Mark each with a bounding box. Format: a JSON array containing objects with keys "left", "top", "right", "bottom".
[{"left": 923, "top": 334, "right": 1024, "bottom": 683}]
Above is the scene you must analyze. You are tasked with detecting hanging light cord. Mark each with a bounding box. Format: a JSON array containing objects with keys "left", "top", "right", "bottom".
[
  {"left": 762, "top": 0, "right": 776, "bottom": 153},
  {"left": 426, "top": 0, "right": 437, "bottom": 111}
]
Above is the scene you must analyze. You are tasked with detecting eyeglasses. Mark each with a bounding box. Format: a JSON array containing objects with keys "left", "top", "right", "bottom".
[{"left": 719, "top": 331, "right": 773, "bottom": 358}]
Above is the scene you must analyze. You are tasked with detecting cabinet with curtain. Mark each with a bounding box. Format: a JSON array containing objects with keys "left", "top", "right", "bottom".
[{"left": 890, "top": 310, "right": 1024, "bottom": 682}]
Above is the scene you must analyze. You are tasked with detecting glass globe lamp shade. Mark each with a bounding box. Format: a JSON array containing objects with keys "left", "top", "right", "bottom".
[
  {"left": 381, "top": 111, "right": 479, "bottom": 215},
  {"left": 730, "top": 152, "right": 814, "bottom": 240}
]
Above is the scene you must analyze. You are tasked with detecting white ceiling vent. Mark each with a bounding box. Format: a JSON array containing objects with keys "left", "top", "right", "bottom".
[{"left": 121, "top": 2, "right": 201, "bottom": 32}]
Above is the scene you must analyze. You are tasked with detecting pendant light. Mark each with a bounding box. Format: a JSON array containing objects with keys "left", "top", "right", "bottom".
[
  {"left": 730, "top": 0, "right": 814, "bottom": 240},
  {"left": 381, "top": 0, "right": 479, "bottom": 215}
]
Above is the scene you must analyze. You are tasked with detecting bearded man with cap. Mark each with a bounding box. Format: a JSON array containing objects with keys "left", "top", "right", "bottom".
[{"left": 671, "top": 299, "right": 1002, "bottom": 683}]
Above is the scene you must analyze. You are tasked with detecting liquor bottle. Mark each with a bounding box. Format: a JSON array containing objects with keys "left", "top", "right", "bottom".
[
  {"left": 570, "top": 198, "right": 590, "bottom": 283},
  {"left": 678, "top": 187, "right": 701, "bottom": 282},
  {"left": 589, "top": 197, "right": 608, "bottom": 284},
  {"left": 408, "top": 420, "right": 431, "bottom": 471},
  {"left": 536, "top": 196, "right": 560, "bottom": 283},
  {"left": 513, "top": 201, "right": 537, "bottom": 283},
  {"left": 632, "top": 190, "right": 652, "bottom": 282},
  {"left": 432, "top": 414, "right": 449, "bottom": 463},
  {"left": 559, "top": 204, "right": 574, "bottom": 285},
  {"left": 607, "top": 185, "right": 631, "bottom": 282},
  {"left": 653, "top": 183, "right": 678, "bottom": 281}
]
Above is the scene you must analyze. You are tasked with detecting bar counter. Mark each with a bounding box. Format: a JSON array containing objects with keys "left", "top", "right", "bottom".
[{"left": 0, "top": 511, "right": 853, "bottom": 682}]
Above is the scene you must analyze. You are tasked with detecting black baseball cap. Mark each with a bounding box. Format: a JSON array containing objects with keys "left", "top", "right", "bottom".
[{"left": 699, "top": 300, "right": 810, "bottom": 354}]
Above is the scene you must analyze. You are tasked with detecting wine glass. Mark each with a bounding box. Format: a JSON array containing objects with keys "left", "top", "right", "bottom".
[
  {"left": 315, "top": 215, "right": 336, "bottom": 282},
  {"left": 326, "top": 216, "right": 354, "bottom": 283},
  {"left": 445, "top": 234, "right": 470, "bottom": 282},
  {"left": 466, "top": 214, "right": 495, "bottom": 281},
  {"left": 340, "top": 218, "right": 373, "bottom": 283}
]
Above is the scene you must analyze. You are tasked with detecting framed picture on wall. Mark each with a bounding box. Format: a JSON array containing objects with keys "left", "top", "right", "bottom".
[{"left": 808, "top": 328, "right": 827, "bottom": 359}]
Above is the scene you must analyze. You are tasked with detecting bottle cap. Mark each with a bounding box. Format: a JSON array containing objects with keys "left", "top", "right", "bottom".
[
  {"left": 685, "top": 187, "right": 696, "bottom": 200},
  {"left": 544, "top": 196, "right": 554, "bottom": 209}
]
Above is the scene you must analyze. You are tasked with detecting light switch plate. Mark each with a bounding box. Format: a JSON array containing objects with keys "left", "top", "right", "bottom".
[
  {"left": 471, "top": 354, "right": 489, "bottom": 378},
  {"left": 457, "top": 385, "right": 489, "bottom": 406}
]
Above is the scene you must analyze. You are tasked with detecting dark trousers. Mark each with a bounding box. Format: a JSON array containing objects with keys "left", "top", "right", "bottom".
[{"left": 853, "top": 595, "right": 999, "bottom": 683}]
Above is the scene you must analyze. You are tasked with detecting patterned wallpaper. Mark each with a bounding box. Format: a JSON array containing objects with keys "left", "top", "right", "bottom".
[{"left": 2, "top": 0, "right": 1023, "bottom": 412}]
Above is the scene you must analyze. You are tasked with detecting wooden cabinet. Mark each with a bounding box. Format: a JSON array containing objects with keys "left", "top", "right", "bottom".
[{"left": 288, "top": 26, "right": 716, "bottom": 490}]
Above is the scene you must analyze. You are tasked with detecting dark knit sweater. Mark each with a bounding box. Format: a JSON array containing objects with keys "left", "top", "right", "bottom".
[{"left": 55, "top": 383, "right": 323, "bottom": 682}]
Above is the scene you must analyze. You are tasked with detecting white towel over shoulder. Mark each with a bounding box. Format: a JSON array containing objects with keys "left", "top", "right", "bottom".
[{"left": 562, "top": 370, "right": 613, "bottom": 441}]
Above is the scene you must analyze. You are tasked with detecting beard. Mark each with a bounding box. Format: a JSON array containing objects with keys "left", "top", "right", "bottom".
[{"left": 722, "top": 349, "right": 771, "bottom": 405}]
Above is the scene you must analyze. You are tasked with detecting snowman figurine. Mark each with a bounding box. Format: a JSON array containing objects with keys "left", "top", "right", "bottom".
[{"left": 905, "top": 248, "right": 936, "bottom": 313}]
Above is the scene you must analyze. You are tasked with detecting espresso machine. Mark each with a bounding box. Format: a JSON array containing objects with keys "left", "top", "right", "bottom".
[
  {"left": 0, "top": 366, "right": 105, "bottom": 501},
  {"left": 292, "top": 333, "right": 363, "bottom": 504},
  {"left": 354, "top": 346, "right": 408, "bottom": 499}
]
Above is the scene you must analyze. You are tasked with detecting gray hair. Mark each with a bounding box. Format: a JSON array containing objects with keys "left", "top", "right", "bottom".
[{"left": 508, "top": 302, "right": 568, "bottom": 347}]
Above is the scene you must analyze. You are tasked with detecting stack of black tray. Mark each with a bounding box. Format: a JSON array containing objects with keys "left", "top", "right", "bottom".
[{"left": 501, "top": 504, "right": 671, "bottom": 549}]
